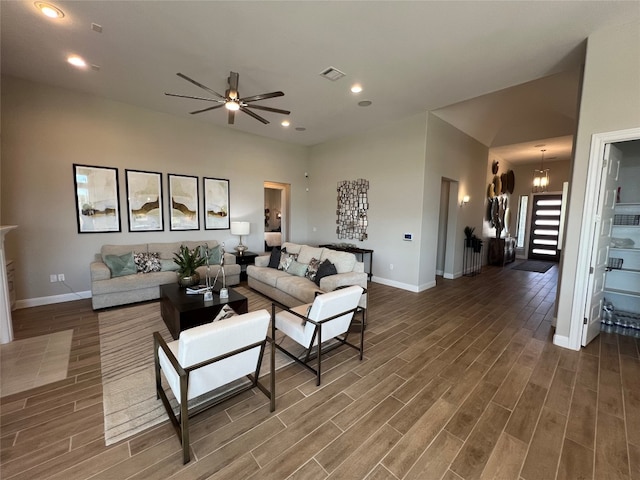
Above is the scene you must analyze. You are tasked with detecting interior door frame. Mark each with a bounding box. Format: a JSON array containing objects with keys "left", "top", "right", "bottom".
[{"left": 561, "top": 127, "right": 640, "bottom": 351}]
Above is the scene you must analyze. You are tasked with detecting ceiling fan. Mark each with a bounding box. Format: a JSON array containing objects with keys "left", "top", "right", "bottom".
[{"left": 165, "top": 71, "right": 290, "bottom": 125}]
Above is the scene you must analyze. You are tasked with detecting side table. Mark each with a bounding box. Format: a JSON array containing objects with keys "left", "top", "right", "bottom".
[{"left": 232, "top": 251, "right": 258, "bottom": 281}]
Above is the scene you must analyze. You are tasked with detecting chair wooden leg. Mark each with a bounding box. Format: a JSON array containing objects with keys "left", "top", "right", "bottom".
[
  {"left": 270, "top": 336, "right": 276, "bottom": 412},
  {"left": 316, "top": 324, "right": 322, "bottom": 386},
  {"left": 180, "top": 375, "right": 190, "bottom": 464}
]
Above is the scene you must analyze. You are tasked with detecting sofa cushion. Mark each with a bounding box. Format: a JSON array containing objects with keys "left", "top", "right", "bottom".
[
  {"left": 320, "top": 249, "right": 356, "bottom": 274},
  {"left": 276, "top": 275, "right": 323, "bottom": 304},
  {"left": 133, "top": 252, "right": 162, "bottom": 273},
  {"left": 92, "top": 271, "right": 177, "bottom": 295},
  {"left": 297, "top": 245, "right": 324, "bottom": 264},
  {"left": 315, "top": 259, "right": 338, "bottom": 286},
  {"left": 101, "top": 244, "right": 147, "bottom": 263},
  {"left": 247, "top": 265, "right": 291, "bottom": 287},
  {"left": 148, "top": 242, "right": 182, "bottom": 260},
  {"left": 281, "top": 242, "right": 302, "bottom": 255},
  {"left": 287, "top": 260, "right": 308, "bottom": 277},
  {"left": 104, "top": 252, "right": 137, "bottom": 277}
]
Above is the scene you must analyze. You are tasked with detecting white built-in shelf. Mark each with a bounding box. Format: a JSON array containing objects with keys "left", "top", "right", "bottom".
[
  {"left": 605, "top": 287, "right": 640, "bottom": 297},
  {"left": 611, "top": 247, "right": 640, "bottom": 252}
]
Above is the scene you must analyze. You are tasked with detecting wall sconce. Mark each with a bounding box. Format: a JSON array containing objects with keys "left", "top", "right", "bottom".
[{"left": 460, "top": 195, "right": 470, "bottom": 207}]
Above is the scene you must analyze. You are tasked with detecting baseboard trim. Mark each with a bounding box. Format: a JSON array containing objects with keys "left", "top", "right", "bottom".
[
  {"left": 370, "top": 277, "right": 436, "bottom": 293},
  {"left": 552, "top": 333, "right": 578, "bottom": 351},
  {"left": 16, "top": 291, "right": 92, "bottom": 309}
]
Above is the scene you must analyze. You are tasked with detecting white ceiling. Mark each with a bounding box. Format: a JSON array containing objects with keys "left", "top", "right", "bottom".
[{"left": 2, "top": 1, "right": 638, "bottom": 159}]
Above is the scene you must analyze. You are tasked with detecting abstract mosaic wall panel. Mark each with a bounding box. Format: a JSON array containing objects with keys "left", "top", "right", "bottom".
[{"left": 337, "top": 179, "right": 369, "bottom": 241}]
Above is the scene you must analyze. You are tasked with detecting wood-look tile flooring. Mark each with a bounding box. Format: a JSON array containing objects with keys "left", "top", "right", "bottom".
[{"left": 2, "top": 263, "right": 639, "bottom": 479}]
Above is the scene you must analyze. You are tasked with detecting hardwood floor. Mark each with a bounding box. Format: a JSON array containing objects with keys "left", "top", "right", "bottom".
[{"left": 1, "top": 264, "right": 639, "bottom": 479}]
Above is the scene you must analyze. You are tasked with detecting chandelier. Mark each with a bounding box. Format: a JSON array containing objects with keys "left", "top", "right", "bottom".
[{"left": 532, "top": 148, "right": 550, "bottom": 193}]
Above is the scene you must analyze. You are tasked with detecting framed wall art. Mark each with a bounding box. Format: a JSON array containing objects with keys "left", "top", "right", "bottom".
[
  {"left": 203, "top": 177, "right": 230, "bottom": 230},
  {"left": 73, "top": 164, "right": 121, "bottom": 233},
  {"left": 168, "top": 174, "right": 199, "bottom": 231},
  {"left": 125, "top": 169, "right": 164, "bottom": 232}
]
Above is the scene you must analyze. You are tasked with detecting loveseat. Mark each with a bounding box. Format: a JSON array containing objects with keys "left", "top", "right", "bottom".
[
  {"left": 246, "top": 242, "right": 367, "bottom": 308},
  {"left": 90, "top": 240, "right": 240, "bottom": 310}
]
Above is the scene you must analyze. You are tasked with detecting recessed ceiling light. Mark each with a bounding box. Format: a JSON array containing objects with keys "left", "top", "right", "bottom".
[
  {"left": 35, "top": 2, "right": 64, "bottom": 18},
  {"left": 67, "top": 55, "right": 87, "bottom": 68},
  {"left": 295, "top": 127, "right": 306, "bottom": 132},
  {"left": 351, "top": 84, "right": 363, "bottom": 93},
  {"left": 281, "top": 120, "right": 290, "bottom": 127},
  {"left": 358, "top": 100, "right": 372, "bottom": 107}
]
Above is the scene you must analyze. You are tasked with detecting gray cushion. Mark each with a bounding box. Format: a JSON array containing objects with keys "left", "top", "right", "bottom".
[
  {"left": 104, "top": 252, "right": 137, "bottom": 277},
  {"left": 287, "top": 260, "right": 308, "bottom": 277}
]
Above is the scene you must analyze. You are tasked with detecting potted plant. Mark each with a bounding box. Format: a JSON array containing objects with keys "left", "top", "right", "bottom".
[
  {"left": 173, "top": 245, "right": 206, "bottom": 287},
  {"left": 471, "top": 235, "right": 483, "bottom": 253},
  {"left": 464, "top": 226, "right": 475, "bottom": 248}
]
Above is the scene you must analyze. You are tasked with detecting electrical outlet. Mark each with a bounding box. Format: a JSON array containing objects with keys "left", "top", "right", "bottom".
[
  {"left": 50, "top": 274, "right": 57, "bottom": 283},
  {"left": 389, "top": 264, "right": 394, "bottom": 270},
  {"left": 58, "top": 273, "right": 65, "bottom": 282}
]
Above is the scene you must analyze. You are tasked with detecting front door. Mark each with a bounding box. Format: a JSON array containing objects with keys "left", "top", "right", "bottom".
[
  {"left": 528, "top": 194, "right": 563, "bottom": 261},
  {"left": 581, "top": 143, "right": 622, "bottom": 346}
]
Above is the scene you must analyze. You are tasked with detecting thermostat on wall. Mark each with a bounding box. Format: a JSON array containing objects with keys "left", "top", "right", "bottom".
[{"left": 404, "top": 233, "right": 413, "bottom": 241}]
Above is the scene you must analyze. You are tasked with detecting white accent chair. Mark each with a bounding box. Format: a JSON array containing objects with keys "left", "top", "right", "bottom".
[
  {"left": 154, "top": 309, "right": 274, "bottom": 464},
  {"left": 271, "top": 285, "right": 365, "bottom": 386}
]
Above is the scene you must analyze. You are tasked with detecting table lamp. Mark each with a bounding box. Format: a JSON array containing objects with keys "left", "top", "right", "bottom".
[{"left": 231, "top": 221, "right": 250, "bottom": 254}]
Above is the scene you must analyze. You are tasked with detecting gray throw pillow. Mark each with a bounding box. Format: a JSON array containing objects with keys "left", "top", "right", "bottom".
[
  {"left": 104, "top": 252, "right": 137, "bottom": 277},
  {"left": 199, "top": 244, "right": 222, "bottom": 265},
  {"left": 314, "top": 259, "right": 337, "bottom": 286},
  {"left": 288, "top": 260, "right": 308, "bottom": 277}
]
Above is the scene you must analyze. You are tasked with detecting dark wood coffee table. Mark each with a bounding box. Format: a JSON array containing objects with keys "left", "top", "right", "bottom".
[{"left": 160, "top": 283, "right": 248, "bottom": 339}]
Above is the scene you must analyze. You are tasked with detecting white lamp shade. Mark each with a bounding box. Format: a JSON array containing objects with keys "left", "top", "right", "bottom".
[{"left": 231, "top": 221, "right": 250, "bottom": 236}]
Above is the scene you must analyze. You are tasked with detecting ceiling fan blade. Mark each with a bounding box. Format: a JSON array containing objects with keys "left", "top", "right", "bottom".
[
  {"left": 228, "top": 71, "right": 239, "bottom": 99},
  {"left": 240, "top": 91, "right": 284, "bottom": 103},
  {"left": 176, "top": 73, "right": 225, "bottom": 100},
  {"left": 165, "top": 92, "right": 224, "bottom": 103},
  {"left": 244, "top": 104, "right": 291, "bottom": 115},
  {"left": 190, "top": 104, "right": 225, "bottom": 115},
  {"left": 240, "top": 106, "right": 269, "bottom": 124},
  {"left": 228, "top": 110, "right": 235, "bottom": 125}
]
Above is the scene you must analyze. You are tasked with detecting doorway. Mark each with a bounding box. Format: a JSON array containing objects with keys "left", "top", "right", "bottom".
[
  {"left": 562, "top": 127, "right": 640, "bottom": 351},
  {"left": 264, "top": 182, "right": 290, "bottom": 251},
  {"left": 436, "top": 178, "right": 458, "bottom": 279},
  {"left": 528, "top": 193, "right": 562, "bottom": 261}
]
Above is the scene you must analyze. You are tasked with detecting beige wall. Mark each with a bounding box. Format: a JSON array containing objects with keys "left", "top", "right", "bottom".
[
  {"left": 423, "top": 114, "right": 488, "bottom": 281},
  {"left": 307, "top": 113, "right": 429, "bottom": 290},
  {"left": 556, "top": 20, "right": 640, "bottom": 341},
  {"left": 1, "top": 76, "right": 308, "bottom": 304}
]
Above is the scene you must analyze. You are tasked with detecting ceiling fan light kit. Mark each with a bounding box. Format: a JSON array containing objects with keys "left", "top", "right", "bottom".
[{"left": 166, "top": 71, "right": 290, "bottom": 125}]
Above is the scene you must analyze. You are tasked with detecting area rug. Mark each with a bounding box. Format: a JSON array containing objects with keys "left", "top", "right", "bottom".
[
  {"left": 511, "top": 260, "right": 555, "bottom": 273},
  {"left": 98, "top": 287, "right": 300, "bottom": 446}
]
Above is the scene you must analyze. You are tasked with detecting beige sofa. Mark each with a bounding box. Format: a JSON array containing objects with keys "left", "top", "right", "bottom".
[
  {"left": 90, "top": 240, "right": 240, "bottom": 310},
  {"left": 247, "top": 242, "right": 367, "bottom": 308}
]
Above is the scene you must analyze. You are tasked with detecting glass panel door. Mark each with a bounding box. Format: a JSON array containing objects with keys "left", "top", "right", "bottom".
[{"left": 528, "top": 194, "right": 562, "bottom": 261}]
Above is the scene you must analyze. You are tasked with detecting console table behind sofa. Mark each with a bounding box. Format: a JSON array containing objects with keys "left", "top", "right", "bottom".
[{"left": 319, "top": 245, "right": 373, "bottom": 281}]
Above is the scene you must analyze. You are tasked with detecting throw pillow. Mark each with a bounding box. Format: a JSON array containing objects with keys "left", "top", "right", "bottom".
[
  {"left": 288, "top": 260, "right": 308, "bottom": 277},
  {"left": 305, "top": 257, "right": 321, "bottom": 282},
  {"left": 314, "top": 259, "right": 337, "bottom": 286},
  {"left": 133, "top": 252, "right": 162, "bottom": 273},
  {"left": 160, "top": 259, "right": 179, "bottom": 272},
  {"left": 212, "top": 304, "right": 237, "bottom": 322},
  {"left": 268, "top": 247, "right": 281, "bottom": 269},
  {"left": 199, "top": 244, "right": 222, "bottom": 265},
  {"left": 104, "top": 252, "right": 137, "bottom": 278},
  {"left": 278, "top": 249, "right": 298, "bottom": 271}
]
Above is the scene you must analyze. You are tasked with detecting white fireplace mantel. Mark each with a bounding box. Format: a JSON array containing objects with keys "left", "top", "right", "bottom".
[{"left": 1, "top": 225, "right": 17, "bottom": 344}]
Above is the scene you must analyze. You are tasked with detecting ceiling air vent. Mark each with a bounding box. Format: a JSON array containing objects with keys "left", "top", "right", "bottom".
[{"left": 319, "top": 66, "right": 346, "bottom": 81}]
